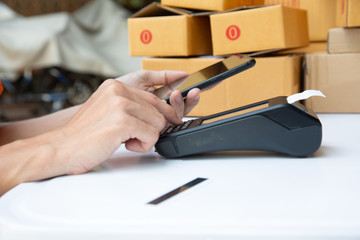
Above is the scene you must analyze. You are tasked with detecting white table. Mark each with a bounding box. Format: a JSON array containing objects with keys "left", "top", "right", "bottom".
[{"left": 1, "top": 114, "right": 360, "bottom": 240}]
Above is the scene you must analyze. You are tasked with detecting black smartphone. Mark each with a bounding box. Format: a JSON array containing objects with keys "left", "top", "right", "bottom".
[{"left": 154, "top": 55, "right": 256, "bottom": 103}]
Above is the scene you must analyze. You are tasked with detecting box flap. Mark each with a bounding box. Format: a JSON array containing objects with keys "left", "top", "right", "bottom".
[
  {"left": 162, "top": 5, "right": 213, "bottom": 16},
  {"left": 130, "top": 2, "right": 171, "bottom": 18},
  {"left": 211, "top": 4, "right": 270, "bottom": 15},
  {"left": 130, "top": 2, "right": 213, "bottom": 18}
]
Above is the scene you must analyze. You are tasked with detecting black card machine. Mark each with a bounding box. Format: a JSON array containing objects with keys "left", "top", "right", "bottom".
[{"left": 155, "top": 96, "right": 322, "bottom": 158}]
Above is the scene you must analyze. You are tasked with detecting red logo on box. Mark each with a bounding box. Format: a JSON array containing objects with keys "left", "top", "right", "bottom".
[
  {"left": 140, "top": 30, "right": 152, "bottom": 44},
  {"left": 226, "top": 25, "right": 241, "bottom": 40}
]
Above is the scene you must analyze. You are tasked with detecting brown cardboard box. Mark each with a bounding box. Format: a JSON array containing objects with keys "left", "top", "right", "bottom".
[
  {"left": 161, "top": 0, "right": 264, "bottom": 11},
  {"left": 210, "top": 5, "right": 309, "bottom": 56},
  {"left": 328, "top": 27, "right": 360, "bottom": 54},
  {"left": 128, "top": 2, "right": 212, "bottom": 57},
  {"left": 265, "top": 0, "right": 337, "bottom": 41},
  {"left": 143, "top": 55, "right": 302, "bottom": 116},
  {"left": 336, "top": 0, "right": 360, "bottom": 27},
  {"left": 305, "top": 52, "right": 360, "bottom": 113}
]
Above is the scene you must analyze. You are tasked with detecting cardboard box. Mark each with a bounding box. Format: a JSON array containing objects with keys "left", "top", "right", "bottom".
[
  {"left": 161, "top": 0, "right": 264, "bottom": 12},
  {"left": 142, "top": 55, "right": 302, "bottom": 116},
  {"left": 305, "top": 52, "right": 360, "bottom": 113},
  {"left": 210, "top": 5, "right": 309, "bottom": 56},
  {"left": 128, "top": 2, "right": 212, "bottom": 57},
  {"left": 279, "top": 42, "right": 327, "bottom": 54},
  {"left": 265, "top": 0, "right": 337, "bottom": 41},
  {"left": 328, "top": 27, "right": 360, "bottom": 54},
  {"left": 336, "top": 0, "right": 360, "bottom": 27}
]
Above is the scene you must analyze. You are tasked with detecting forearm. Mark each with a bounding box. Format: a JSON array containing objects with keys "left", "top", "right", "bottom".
[
  {"left": 0, "top": 105, "right": 80, "bottom": 146},
  {"left": 0, "top": 106, "right": 82, "bottom": 196},
  {"left": 0, "top": 130, "right": 65, "bottom": 196}
]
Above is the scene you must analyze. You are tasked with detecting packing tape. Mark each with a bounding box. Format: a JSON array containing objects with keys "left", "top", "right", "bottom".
[{"left": 287, "top": 90, "right": 325, "bottom": 104}]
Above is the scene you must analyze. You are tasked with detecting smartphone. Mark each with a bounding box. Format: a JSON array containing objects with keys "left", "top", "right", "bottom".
[{"left": 154, "top": 55, "right": 256, "bottom": 103}]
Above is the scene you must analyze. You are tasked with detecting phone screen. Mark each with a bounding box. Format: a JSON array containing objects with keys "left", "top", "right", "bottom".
[{"left": 155, "top": 55, "right": 254, "bottom": 100}]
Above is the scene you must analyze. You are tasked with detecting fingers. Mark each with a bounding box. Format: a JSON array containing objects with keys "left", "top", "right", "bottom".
[
  {"left": 94, "top": 79, "right": 179, "bottom": 131},
  {"left": 97, "top": 81, "right": 168, "bottom": 152},
  {"left": 169, "top": 90, "right": 185, "bottom": 119},
  {"left": 139, "top": 70, "right": 188, "bottom": 86},
  {"left": 169, "top": 88, "right": 201, "bottom": 117},
  {"left": 125, "top": 138, "right": 153, "bottom": 153},
  {"left": 121, "top": 115, "right": 160, "bottom": 152},
  {"left": 116, "top": 70, "right": 200, "bottom": 121},
  {"left": 56, "top": 76, "right": 200, "bottom": 178},
  {"left": 111, "top": 79, "right": 182, "bottom": 129},
  {"left": 115, "top": 70, "right": 188, "bottom": 92},
  {"left": 109, "top": 76, "right": 200, "bottom": 150},
  {"left": 122, "top": 98, "right": 167, "bottom": 133},
  {"left": 184, "top": 88, "right": 201, "bottom": 115},
  {"left": 126, "top": 85, "right": 182, "bottom": 125},
  {"left": 137, "top": 70, "right": 200, "bottom": 117}
]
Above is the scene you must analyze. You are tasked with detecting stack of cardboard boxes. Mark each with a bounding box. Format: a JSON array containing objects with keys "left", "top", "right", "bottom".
[
  {"left": 128, "top": 0, "right": 359, "bottom": 115},
  {"left": 265, "top": 0, "right": 337, "bottom": 53},
  {"left": 305, "top": 0, "right": 360, "bottom": 112}
]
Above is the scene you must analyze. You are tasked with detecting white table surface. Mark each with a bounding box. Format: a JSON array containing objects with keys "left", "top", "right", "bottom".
[{"left": 1, "top": 114, "right": 360, "bottom": 240}]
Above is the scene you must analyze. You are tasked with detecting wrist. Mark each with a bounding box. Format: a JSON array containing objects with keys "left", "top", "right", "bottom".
[{"left": 0, "top": 130, "right": 66, "bottom": 196}]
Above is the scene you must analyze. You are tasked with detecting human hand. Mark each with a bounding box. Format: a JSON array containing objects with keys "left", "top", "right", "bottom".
[
  {"left": 59, "top": 70, "right": 202, "bottom": 174},
  {"left": 53, "top": 78, "right": 184, "bottom": 175},
  {"left": 118, "top": 70, "right": 200, "bottom": 119},
  {"left": 0, "top": 71, "right": 203, "bottom": 195}
]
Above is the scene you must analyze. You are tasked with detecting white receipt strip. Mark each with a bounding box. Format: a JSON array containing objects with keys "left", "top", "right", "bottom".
[{"left": 287, "top": 90, "right": 326, "bottom": 104}]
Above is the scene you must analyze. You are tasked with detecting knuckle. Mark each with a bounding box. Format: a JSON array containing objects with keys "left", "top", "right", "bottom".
[
  {"left": 112, "top": 96, "right": 130, "bottom": 110},
  {"left": 102, "top": 78, "right": 117, "bottom": 87},
  {"left": 151, "top": 113, "right": 167, "bottom": 132},
  {"left": 161, "top": 70, "right": 169, "bottom": 84},
  {"left": 99, "top": 79, "right": 126, "bottom": 96},
  {"left": 114, "top": 82, "right": 126, "bottom": 94},
  {"left": 103, "top": 79, "right": 126, "bottom": 94}
]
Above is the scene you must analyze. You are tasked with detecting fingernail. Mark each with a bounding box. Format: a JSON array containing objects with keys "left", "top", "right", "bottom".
[
  {"left": 195, "top": 94, "right": 200, "bottom": 101},
  {"left": 176, "top": 95, "right": 182, "bottom": 103}
]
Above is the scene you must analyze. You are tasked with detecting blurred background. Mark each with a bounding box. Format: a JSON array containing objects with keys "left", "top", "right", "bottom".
[
  {"left": 0, "top": 0, "right": 157, "bottom": 122},
  {"left": 1, "top": 0, "right": 358, "bottom": 121},
  {"left": 0, "top": 0, "right": 157, "bottom": 16}
]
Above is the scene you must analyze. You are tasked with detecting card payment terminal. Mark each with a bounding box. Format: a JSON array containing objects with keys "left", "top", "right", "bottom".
[{"left": 155, "top": 96, "right": 322, "bottom": 158}]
